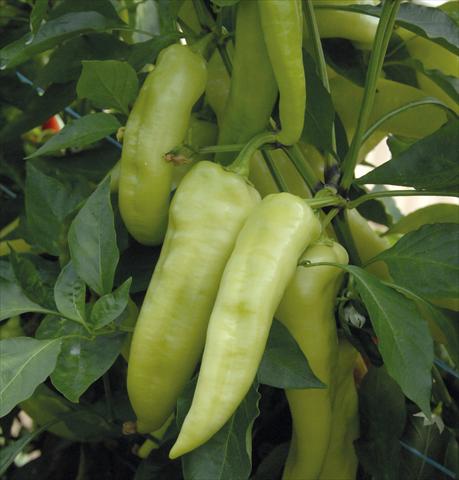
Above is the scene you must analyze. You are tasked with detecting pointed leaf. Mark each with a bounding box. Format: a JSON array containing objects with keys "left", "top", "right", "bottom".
[
  {"left": 344, "top": 265, "right": 433, "bottom": 415},
  {"left": 387, "top": 204, "right": 459, "bottom": 234},
  {"left": 54, "top": 261, "right": 86, "bottom": 323},
  {"left": 357, "top": 120, "right": 459, "bottom": 192},
  {"left": 36, "top": 316, "right": 124, "bottom": 403},
  {"left": 355, "top": 366, "right": 407, "bottom": 480},
  {"left": 0, "top": 337, "right": 61, "bottom": 417},
  {"left": 30, "top": 0, "right": 48, "bottom": 34},
  {"left": 0, "top": 12, "right": 121, "bottom": 70},
  {"left": 89, "top": 278, "right": 131, "bottom": 330},
  {"left": 68, "top": 177, "right": 119, "bottom": 296},
  {"left": 27, "top": 113, "right": 121, "bottom": 159},
  {"left": 375, "top": 223, "right": 459, "bottom": 299},
  {"left": 9, "top": 251, "right": 55, "bottom": 309},
  {"left": 25, "top": 162, "right": 88, "bottom": 255},
  {"left": 258, "top": 319, "right": 325, "bottom": 389},
  {"left": 77, "top": 60, "right": 139, "bottom": 114}
]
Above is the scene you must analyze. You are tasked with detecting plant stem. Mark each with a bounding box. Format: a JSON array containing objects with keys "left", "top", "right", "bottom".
[
  {"left": 284, "top": 144, "right": 321, "bottom": 192},
  {"left": 228, "top": 131, "right": 278, "bottom": 177},
  {"left": 262, "top": 150, "right": 288, "bottom": 193},
  {"left": 340, "top": 0, "right": 401, "bottom": 190},
  {"left": 302, "top": 0, "right": 337, "bottom": 156},
  {"left": 199, "top": 143, "right": 245, "bottom": 155},
  {"left": 362, "top": 98, "right": 458, "bottom": 143},
  {"left": 348, "top": 190, "right": 459, "bottom": 209}
]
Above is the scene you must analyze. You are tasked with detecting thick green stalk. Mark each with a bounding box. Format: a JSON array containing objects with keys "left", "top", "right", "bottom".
[{"left": 340, "top": 0, "right": 402, "bottom": 190}]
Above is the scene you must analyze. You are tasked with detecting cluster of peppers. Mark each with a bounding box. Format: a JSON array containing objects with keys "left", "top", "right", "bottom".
[
  {"left": 117, "top": 1, "right": 368, "bottom": 478},
  {"left": 8, "top": 0, "right": 454, "bottom": 477}
]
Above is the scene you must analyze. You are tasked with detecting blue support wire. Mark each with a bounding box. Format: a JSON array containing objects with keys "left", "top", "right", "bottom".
[
  {"left": 400, "top": 440, "right": 457, "bottom": 479},
  {"left": 15, "top": 71, "right": 123, "bottom": 150},
  {"left": 11, "top": 70, "right": 459, "bottom": 480}
]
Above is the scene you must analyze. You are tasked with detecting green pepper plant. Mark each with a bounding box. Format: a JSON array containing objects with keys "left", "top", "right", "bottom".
[{"left": 0, "top": 1, "right": 458, "bottom": 479}]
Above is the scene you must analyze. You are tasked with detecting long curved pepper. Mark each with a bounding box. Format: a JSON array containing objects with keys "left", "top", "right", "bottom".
[{"left": 170, "top": 192, "right": 321, "bottom": 458}]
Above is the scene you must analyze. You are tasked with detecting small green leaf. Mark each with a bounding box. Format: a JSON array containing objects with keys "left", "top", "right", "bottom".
[
  {"left": 68, "top": 178, "right": 119, "bottom": 296},
  {"left": 30, "top": 0, "right": 48, "bottom": 34},
  {"left": 25, "top": 162, "right": 88, "bottom": 255},
  {"left": 36, "top": 317, "right": 125, "bottom": 403},
  {"left": 54, "top": 261, "right": 86, "bottom": 323},
  {"left": 77, "top": 60, "right": 139, "bottom": 114},
  {"left": 388, "top": 204, "right": 459, "bottom": 234},
  {"left": 344, "top": 265, "right": 433, "bottom": 415},
  {"left": 177, "top": 379, "right": 260, "bottom": 480},
  {"left": 9, "top": 251, "right": 55, "bottom": 310},
  {"left": 375, "top": 223, "right": 459, "bottom": 299},
  {"left": 355, "top": 366, "right": 407, "bottom": 480},
  {"left": 0, "top": 12, "right": 121, "bottom": 70},
  {"left": 89, "top": 278, "right": 131, "bottom": 330},
  {"left": 27, "top": 113, "right": 121, "bottom": 159},
  {"left": 357, "top": 120, "right": 459, "bottom": 192},
  {"left": 0, "top": 278, "right": 53, "bottom": 321},
  {"left": 258, "top": 320, "right": 325, "bottom": 389},
  {"left": 0, "top": 337, "right": 61, "bottom": 417},
  {"left": 302, "top": 51, "right": 335, "bottom": 153}
]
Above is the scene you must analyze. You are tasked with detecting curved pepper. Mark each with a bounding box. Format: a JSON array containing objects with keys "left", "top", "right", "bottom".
[
  {"left": 127, "top": 161, "right": 260, "bottom": 434},
  {"left": 258, "top": 0, "right": 306, "bottom": 145},
  {"left": 276, "top": 240, "right": 348, "bottom": 480},
  {"left": 170, "top": 192, "right": 321, "bottom": 458},
  {"left": 119, "top": 43, "right": 207, "bottom": 245},
  {"left": 216, "top": 0, "right": 278, "bottom": 164},
  {"left": 319, "top": 338, "right": 360, "bottom": 480}
]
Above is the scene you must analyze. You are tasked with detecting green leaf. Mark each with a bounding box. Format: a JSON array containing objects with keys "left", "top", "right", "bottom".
[
  {"left": 258, "top": 319, "right": 325, "bottom": 389},
  {"left": 0, "top": 12, "right": 121, "bottom": 70},
  {"left": 178, "top": 380, "right": 260, "bottom": 480},
  {"left": 27, "top": 113, "right": 121, "bottom": 159},
  {"left": 441, "top": 1, "right": 459, "bottom": 25},
  {"left": 68, "top": 177, "right": 119, "bottom": 296},
  {"left": 388, "top": 204, "right": 459, "bottom": 234},
  {"left": 0, "top": 278, "right": 54, "bottom": 321},
  {"left": 357, "top": 120, "right": 459, "bottom": 192},
  {"left": 30, "top": 0, "right": 49, "bottom": 34},
  {"left": 0, "top": 337, "right": 61, "bottom": 417},
  {"left": 302, "top": 51, "right": 335, "bottom": 153},
  {"left": 89, "top": 278, "right": 131, "bottom": 330},
  {"left": 36, "top": 34, "right": 130, "bottom": 88},
  {"left": 25, "top": 162, "right": 86, "bottom": 255},
  {"left": 9, "top": 251, "right": 56, "bottom": 310},
  {"left": 0, "top": 82, "right": 76, "bottom": 143},
  {"left": 54, "top": 261, "right": 86, "bottom": 323},
  {"left": 375, "top": 223, "right": 459, "bottom": 300},
  {"left": 36, "top": 317, "right": 125, "bottom": 403},
  {"left": 344, "top": 265, "right": 433, "bottom": 415},
  {"left": 355, "top": 366, "right": 407, "bottom": 480},
  {"left": 77, "top": 60, "right": 139, "bottom": 114}
]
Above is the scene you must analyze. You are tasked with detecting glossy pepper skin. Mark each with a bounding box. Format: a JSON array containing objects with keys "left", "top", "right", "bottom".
[
  {"left": 276, "top": 241, "right": 348, "bottom": 480},
  {"left": 319, "top": 338, "right": 360, "bottom": 480},
  {"left": 346, "top": 209, "right": 390, "bottom": 280},
  {"left": 258, "top": 0, "right": 305, "bottom": 145},
  {"left": 216, "top": 0, "right": 277, "bottom": 164},
  {"left": 119, "top": 44, "right": 207, "bottom": 245},
  {"left": 127, "top": 161, "right": 260, "bottom": 433},
  {"left": 170, "top": 193, "right": 321, "bottom": 458}
]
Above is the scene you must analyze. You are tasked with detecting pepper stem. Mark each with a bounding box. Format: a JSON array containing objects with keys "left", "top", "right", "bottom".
[{"left": 228, "top": 131, "right": 278, "bottom": 177}]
